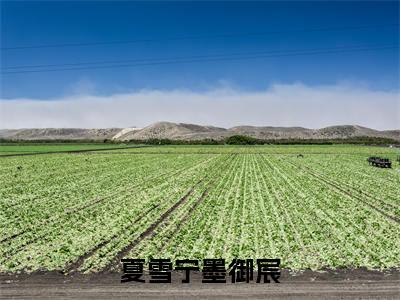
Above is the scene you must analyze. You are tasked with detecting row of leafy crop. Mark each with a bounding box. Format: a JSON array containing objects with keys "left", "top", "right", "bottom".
[
  {"left": 120, "top": 154, "right": 244, "bottom": 271},
  {"left": 286, "top": 154, "right": 400, "bottom": 210},
  {"left": 0, "top": 152, "right": 170, "bottom": 191},
  {"left": 128, "top": 154, "right": 399, "bottom": 270},
  {"left": 0, "top": 154, "right": 227, "bottom": 273},
  {"left": 0, "top": 154, "right": 210, "bottom": 238},
  {"left": 266, "top": 155, "right": 399, "bottom": 268},
  {"left": 1, "top": 153, "right": 146, "bottom": 209},
  {"left": 2, "top": 154, "right": 210, "bottom": 211},
  {"left": 2, "top": 152, "right": 398, "bottom": 272},
  {"left": 0, "top": 153, "right": 210, "bottom": 247},
  {"left": 79, "top": 154, "right": 237, "bottom": 273},
  {"left": 0, "top": 154, "right": 195, "bottom": 256},
  {"left": 133, "top": 154, "right": 302, "bottom": 267},
  {"left": 0, "top": 153, "right": 134, "bottom": 194}
]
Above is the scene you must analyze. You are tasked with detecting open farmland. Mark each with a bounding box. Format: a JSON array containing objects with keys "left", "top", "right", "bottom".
[
  {"left": 0, "top": 145, "right": 399, "bottom": 275},
  {"left": 0, "top": 143, "right": 144, "bottom": 156}
]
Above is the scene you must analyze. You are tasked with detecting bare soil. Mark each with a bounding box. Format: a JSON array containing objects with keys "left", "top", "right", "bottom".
[{"left": 1, "top": 269, "right": 399, "bottom": 299}]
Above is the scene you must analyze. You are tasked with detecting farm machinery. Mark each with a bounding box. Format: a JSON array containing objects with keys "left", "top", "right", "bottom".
[{"left": 367, "top": 157, "right": 392, "bottom": 168}]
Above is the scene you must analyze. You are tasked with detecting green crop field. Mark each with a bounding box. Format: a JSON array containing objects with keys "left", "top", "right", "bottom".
[{"left": 0, "top": 145, "right": 399, "bottom": 274}]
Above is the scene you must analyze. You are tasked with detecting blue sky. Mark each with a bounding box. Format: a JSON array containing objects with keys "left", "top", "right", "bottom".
[
  {"left": 1, "top": 1, "right": 399, "bottom": 98},
  {"left": 0, "top": 1, "right": 399, "bottom": 129}
]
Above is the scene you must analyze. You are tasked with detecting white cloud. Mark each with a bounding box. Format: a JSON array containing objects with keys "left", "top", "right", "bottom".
[{"left": 1, "top": 82, "right": 399, "bottom": 130}]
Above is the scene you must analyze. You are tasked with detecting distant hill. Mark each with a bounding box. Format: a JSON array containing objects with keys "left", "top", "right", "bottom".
[
  {"left": 0, "top": 128, "right": 121, "bottom": 140},
  {"left": 0, "top": 122, "right": 399, "bottom": 141},
  {"left": 117, "top": 122, "right": 228, "bottom": 140},
  {"left": 116, "top": 122, "right": 400, "bottom": 141}
]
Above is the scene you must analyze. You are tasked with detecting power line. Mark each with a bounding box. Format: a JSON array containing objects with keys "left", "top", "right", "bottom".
[
  {"left": 4, "top": 44, "right": 391, "bottom": 70},
  {"left": 2, "top": 23, "right": 398, "bottom": 50},
  {"left": 1, "top": 44, "right": 397, "bottom": 75}
]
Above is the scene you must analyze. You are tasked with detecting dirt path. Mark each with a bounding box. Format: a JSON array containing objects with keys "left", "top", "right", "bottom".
[{"left": 1, "top": 269, "right": 398, "bottom": 299}]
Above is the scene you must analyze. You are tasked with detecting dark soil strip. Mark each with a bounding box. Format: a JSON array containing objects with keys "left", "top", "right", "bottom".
[
  {"left": 0, "top": 196, "right": 125, "bottom": 245},
  {"left": 339, "top": 180, "right": 399, "bottom": 211},
  {"left": 1, "top": 157, "right": 221, "bottom": 267},
  {"left": 0, "top": 162, "right": 196, "bottom": 245},
  {"left": 288, "top": 160, "right": 399, "bottom": 212},
  {"left": 0, "top": 145, "right": 154, "bottom": 158},
  {"left": 288, "top": 161, "right": 400, "bottom": 223},
  {"left": 67, "top": 189, "right": 209, "bottom": 274},
  {"left": 156, "top": 189, "right": 209, "bottom": 255},
  {"left": 0, "top": 205, "right": 162, "bottom": 267},
  {"left": 1, "top": 170, "right": 192, "bottom": 261},
  {"left": 64, "top": 204, "right": 160, "bottom": 274},
  {"left": 101, "top": 156, "right": 237, "bottom": 272},
  {"left": 104, "top": 157, "right": 234, "bottom": 271},
  {"left": 102, "top": 185, "right": 198, "bottom": 272},
  {"left": 314, "top": 174, "right": 399, "bottom": 223},
  {"left": 1, "top": 156, "right": 225, "bottom": 269},
  {"left": 0, "top": 196, "right": 108, "bottom": 244},
  {"left": 0, "top": 232, "right": 23, "bottom": 244},
  {"left": 69, "top": 155, "right": 231, "bottom": 273},
  {"left": 1, "top": 269, "right": 399, "bottom": 300},
  {"left": 294, "top": 161, "right": 400, "bottom": 210}
]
